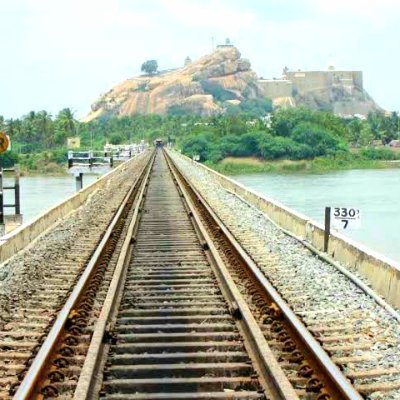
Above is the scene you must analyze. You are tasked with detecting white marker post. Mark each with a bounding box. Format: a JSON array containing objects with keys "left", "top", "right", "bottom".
[{"left": 324, "top": 206, "right": 361, "bottom": 252}]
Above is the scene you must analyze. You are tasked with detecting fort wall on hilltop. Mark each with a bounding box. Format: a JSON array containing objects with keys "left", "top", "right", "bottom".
[{"left": 259, "top": 68, "right": 378, "bottom": 115}]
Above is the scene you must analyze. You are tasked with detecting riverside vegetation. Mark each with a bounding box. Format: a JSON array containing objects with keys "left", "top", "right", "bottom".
[{"left": 0, "top": 104, "right": 399, "bottom": 174}]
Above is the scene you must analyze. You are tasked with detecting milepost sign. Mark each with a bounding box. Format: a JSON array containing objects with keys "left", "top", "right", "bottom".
[
  {"left": 324, "top": 206, "right": 362, "bottom": 252},
  {"left": 331, "top": 207, "right": 361, "bottom": 230}
]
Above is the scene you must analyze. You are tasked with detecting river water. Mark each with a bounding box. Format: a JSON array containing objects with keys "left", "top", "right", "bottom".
[
  {"left": 3, "top": 175, "right": 98, "bottom": 223},
  {"left": 2, "top": 169, "right": 399, "bottom": 263},
  {"left": 233, "top": 169, "right": 400, "bottom": 263}
]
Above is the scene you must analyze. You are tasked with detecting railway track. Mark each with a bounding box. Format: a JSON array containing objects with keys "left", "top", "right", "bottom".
[
  {"left": 0, "top": 154, "right": 151, "bottom": 399},
  {"left": 4, "top": 149, "right": 375, "bottom": 399},
  {"left": 169, "top": 150, "right": 400, "bottom": 400},
  {"left": 72, "top": 150, "right": 296, "bottom": 400}
]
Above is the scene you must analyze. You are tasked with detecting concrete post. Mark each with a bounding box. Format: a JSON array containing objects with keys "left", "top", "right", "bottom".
[
  {"left": 14, "top": 165, "right": 21, "bottom": 215},
  {"left": 0, "top": 170, "right": 4, "bottom": 236},
  {"left": 68, "top": 151, "right": 73, "bottom": 168},
  {"left": 76, "top": 173, "right": 83, "bottom": 191}
]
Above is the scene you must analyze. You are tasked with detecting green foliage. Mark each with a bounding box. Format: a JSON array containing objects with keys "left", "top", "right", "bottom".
[
  {"left": 141, "top": 60, "right": 158, "bottom": 75},
  {"left": 1, "top": 102, "right": 399, "bottom": 174},
  {"left": 49, "top": 148, "right": 68, "bottom": 163},
  {"left": 291, "top": 122, "right": 346, "bottom": 157},
  {"left": 366, "top": 111, "right": 400, "bottom": 144},
  {"left": 135, "top": 83, "right": 148, "bottom": 92},
  {"left": 2, "top": 108, "right": 77, "bottom": 151},
  {"left": 200, "top": 81, "right": 236, "bottom": 102},
  {"left": 0, "top": 151, "right": 18, "bottom": 168},
  {"left": 360, "top": 147, "right": 400, "bottom": 160},
  {"left": 181, "top": 134, "right": 212, "bottom": 161},
  {"left": 238, "top": 98, "right": 272, "bottom": 117},
  {"left": 258, "top": 135, "right": 313, "bottom": 160},
  {"left": 109, "top": 133, "right": 124, "bottom": 145},
  {"left": 167, "top": 104, "right": 192, "bottom": 116},
  {"left": 271, "top": 107, "right": 348, "bottom": 139}
]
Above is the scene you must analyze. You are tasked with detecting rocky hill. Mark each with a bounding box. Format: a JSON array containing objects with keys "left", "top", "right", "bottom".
[
  {"left": 84, "top": 46, "right": 382, "bottom": 121},
  {"left": 84, "top": 46, "right": 261, "bottom": 121}
]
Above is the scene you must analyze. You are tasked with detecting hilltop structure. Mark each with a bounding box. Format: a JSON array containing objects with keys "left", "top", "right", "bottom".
[{"left": 259, "top": 67, "right": 380, "bottom": 115}]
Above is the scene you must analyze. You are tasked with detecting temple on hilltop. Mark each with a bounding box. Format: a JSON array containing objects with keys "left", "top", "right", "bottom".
[{"left": 217, "top": 38, "right": 234, "bottom": 48}]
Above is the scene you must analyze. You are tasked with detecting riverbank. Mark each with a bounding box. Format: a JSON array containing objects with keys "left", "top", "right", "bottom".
[
  {"left": 18, "top": 165, "right": 68, "bottom": 176},
  {"left": 206, "top": 156, "right": 400, "bottom": 175}
]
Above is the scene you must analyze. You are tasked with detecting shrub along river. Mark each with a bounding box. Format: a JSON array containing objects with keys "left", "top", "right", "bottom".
[
  {"left": 233, "top": 168, "right": 400, "bottom": 263},
  {"left": 2, "top": 168, "right": 399, "bottom": 263}
]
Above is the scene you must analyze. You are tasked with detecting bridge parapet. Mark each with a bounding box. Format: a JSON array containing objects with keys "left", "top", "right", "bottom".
[{"left": 0, "top": 150, "right": 152, "bottom": 264}]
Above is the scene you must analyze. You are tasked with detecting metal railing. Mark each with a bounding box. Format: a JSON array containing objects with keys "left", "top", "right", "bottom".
[
  {"left": 0, "top": 166, "right": 21, "bottom": 226},
  {"left": 67, "top": 151, "right": 114, "bottom": 169}
]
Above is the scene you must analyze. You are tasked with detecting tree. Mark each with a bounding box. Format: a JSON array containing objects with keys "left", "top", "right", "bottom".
[
  {"left": 359, "top": 124, "right": 374, "bottom": 146},
  {"left": 141, "top": 60, "right": 158, "bottom": 75},
  {"left": 109, "top": 133, "right": 124, "bottom": 145},
  {"left": 0, "top": 151, "right": 18, "bottom": 168},
  {"left": 181, "top": 134, "right": 212, "bottom": 161},
  {"left": 0, "top": 115, "right": 5, "bottom": 131},
  {"left": 291, "top": 122, "right": 345, "bottom": 157},
  {"left": 54, "top": 108, "right": 76, "bottom": 146}
]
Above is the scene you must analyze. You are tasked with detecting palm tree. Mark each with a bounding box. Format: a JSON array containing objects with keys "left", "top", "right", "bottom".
[{"left": 56, "top": 108, "right": 76, "bottom": 135}]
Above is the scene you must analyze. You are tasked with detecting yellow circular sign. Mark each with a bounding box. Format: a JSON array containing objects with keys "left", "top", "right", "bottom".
[{"left": 0, "top": 132, "right": 10, "bottom": 153}]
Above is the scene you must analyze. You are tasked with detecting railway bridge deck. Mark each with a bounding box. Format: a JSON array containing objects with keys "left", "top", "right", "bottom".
[{"left": 0, "top": 149, "right": 399, "bottom": 399}]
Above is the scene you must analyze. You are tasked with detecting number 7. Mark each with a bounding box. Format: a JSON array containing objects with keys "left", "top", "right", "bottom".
[{"left": 342, "top": 220, "right": 349, "bottom": 229}]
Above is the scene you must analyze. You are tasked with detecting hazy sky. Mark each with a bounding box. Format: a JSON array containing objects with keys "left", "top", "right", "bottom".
[{"left": 1, "top": 0, "right": 399, "bottom": 119}]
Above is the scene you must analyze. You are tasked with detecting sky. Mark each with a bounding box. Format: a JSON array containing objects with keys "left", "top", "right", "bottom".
[{"left": 1, "top": 0, "right": 399, "bottom": 119}]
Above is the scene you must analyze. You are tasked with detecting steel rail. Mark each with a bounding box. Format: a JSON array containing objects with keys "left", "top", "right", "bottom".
[
  {"left": 13, "top": 151, "right": 155, "bottom": 400},
  {"left": 73, "top": 150, "right": 154, "bottom": 399},
  {"left": 223, "top": 186, "right": 400, "bottom": 323},
  {"left": 165, "top": 149, "right": 363, "bottom": 400},
  {"left": 71, "top": 149, "right": 298, "bottom": 400},
  {"left": 164, "top": 151, "right": 299, "bottom": 400}
]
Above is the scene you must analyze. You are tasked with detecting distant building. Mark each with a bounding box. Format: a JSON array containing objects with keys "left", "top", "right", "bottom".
[
  {"left": 258, "top": 67, "right": 370, "bottom": 113},
  {"left": 258, "top": 79, "right": 293, "bottom": 99},
  {"left": 285, "top": 69, "right": 363, "bottom": 97},
  {"left": 217, "top": 38, "right": 234, "bottom": 48},
  {"left": 67, "top": 137, "right": 80, "bottom": 149},
  {"left": 184, "top": 56, "right": 192, "bottom": 67}
]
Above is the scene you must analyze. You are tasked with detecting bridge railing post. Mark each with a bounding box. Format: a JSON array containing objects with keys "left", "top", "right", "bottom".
[
  {"left": 76, "top": 173, "right": 83, "bottom": 191},
  {"left": 324, "top": 206, "right": 331, "bottom": 252},
  {"left": 68, "top": 151, "right": 73, "bottom": 169},
  {"left": 14, "top": 165, "right": 21, "bottom": 215},
  {"left": 0, "top": 169, "right": 4, "bottom": 236},
  {"left": 89, "top": 151, "right": 94, "bottom": 168}
]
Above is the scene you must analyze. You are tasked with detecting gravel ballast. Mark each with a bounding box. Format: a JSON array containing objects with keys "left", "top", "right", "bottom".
[
  {"left": 170, "top": 151, "right": 400, "bottom": 400},
  {"left": 0, "top": 152, "right": 151, "bottom": 323}
]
